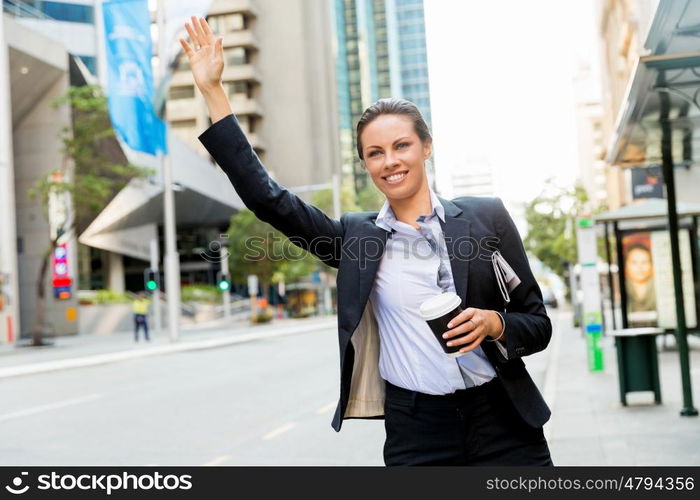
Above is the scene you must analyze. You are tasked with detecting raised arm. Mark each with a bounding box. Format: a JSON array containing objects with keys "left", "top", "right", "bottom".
[{"left": 180, "top": 17, "right": 344, "bottom": 268}]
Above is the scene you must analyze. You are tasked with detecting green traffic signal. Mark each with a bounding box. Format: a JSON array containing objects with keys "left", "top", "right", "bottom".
[
  {"left": 146, "top": 280, "right": 157, "bottom": 291},
  {"left": 217, "top": 280, "right": 230, "bottom": 291}
]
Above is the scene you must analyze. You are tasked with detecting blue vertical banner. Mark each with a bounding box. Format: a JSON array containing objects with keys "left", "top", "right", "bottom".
[{"left": 103, "top": 0, "right": 167, "bottom": 155}]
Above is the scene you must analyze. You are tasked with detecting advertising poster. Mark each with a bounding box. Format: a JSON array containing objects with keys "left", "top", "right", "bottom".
[
  {"left": 651, "top": 230, "right": 697, "bottom": 329},
  {"left": 622, "top": 230, "right": 697, "bottom": 329},
  {"left": 631, "top": 165, "right": 664, "bottom": 199}
]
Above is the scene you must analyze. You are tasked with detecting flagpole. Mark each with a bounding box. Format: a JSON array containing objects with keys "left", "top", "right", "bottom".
[{"left": 157, "top": 0, "right": 181, "bottom": 342}]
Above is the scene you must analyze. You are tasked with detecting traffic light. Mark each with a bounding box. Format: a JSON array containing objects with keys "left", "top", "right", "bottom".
[
  {"left": 144, "top": 269, "right": 159, "bottom": 292},
  {"left": 217, "top": 272, "right": 230, "bottom": 292}
]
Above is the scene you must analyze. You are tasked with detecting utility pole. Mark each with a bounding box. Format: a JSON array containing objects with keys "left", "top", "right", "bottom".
[
  {"left": 149, "top": 238, "right": 162, "bottom": 335},
  {"left": 157, "top": 0, "right": 181, "bottom": 342},
  {"left": 659, "top": 87, "right": 697, "bottom": 416},
  {"left": 221, "top": 242, "right": 230, "bottom": 320}
]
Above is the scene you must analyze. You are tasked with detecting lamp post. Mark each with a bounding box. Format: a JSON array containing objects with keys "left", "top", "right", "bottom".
[
  {"left": 658, "top": 86, "right": 697, "bottom": 416},
  {"left": 157, "top": 0, "right": 181, "bottom": 342}
]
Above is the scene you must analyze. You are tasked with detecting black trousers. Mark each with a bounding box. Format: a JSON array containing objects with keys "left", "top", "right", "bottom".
[{"left": 383, "top": 376, "right": 554, "bottom": 466}]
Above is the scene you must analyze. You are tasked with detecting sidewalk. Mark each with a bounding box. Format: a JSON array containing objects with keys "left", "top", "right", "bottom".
[
  {"left": 0, "top": 315, "right": 337, "bottom": 378},
  {"left": 546, "top": 309, "right": 700, "bottom": 465}
]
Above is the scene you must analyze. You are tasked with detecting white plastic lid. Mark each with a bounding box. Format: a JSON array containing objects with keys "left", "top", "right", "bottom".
[{"left": 419, "top": 292, "right": 461, "bottom": 321}]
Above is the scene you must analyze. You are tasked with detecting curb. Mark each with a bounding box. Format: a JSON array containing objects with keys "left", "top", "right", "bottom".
[
  {"left": 0, "top": 318, "right": 337, "bottom": 380},
  {"left": 542, "top": 310, "right": 567, "bottom": 442}
]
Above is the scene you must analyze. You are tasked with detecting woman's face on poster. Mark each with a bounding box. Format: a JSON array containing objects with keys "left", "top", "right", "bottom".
[{"left": 626, "top": 247, "right": 653, "bottom": 284}]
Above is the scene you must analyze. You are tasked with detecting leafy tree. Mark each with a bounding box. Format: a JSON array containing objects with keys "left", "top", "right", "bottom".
[
  {"left": 310, "top": 179, "right": 360, "bottom": 215},
  {"left": 523, "top": 179, "right": 606, "bottom": 289},
  {"left": 27, "top": 85, "right": 149, "bottom": 345},
  {"left": 225, "top": 209, "right": 318, "bottom": 300},
  {"left": 227, "top": 179, "right": 364, "bottom": 303}
]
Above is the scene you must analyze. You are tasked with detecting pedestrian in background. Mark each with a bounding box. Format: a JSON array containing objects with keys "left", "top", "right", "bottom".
[{"left": 133, "top": 292, "right": 150, "bottom": 342}]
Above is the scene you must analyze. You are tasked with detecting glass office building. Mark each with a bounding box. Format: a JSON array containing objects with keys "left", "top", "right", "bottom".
[
  {"left": 332, "top": 0, "right": 432, "bottom": 193},
  {"left": 395, "top": 0, "right": 431, "bottom": 127}
]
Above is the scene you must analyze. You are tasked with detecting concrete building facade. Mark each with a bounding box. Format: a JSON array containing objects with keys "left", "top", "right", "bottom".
[
  {"left": 167, "top": 0, "right": 340, "bottom": 194},
  {"left": 597, "top": 0, "right": 700, "bottom": 209},
  {"left": 1, "top": 9, "right": 80, "bottom": 341},
  {"left": 596, "top": 0, "right": 659, "bottom": 209}
]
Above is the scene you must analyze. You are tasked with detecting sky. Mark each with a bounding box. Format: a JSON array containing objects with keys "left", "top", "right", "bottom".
[{"left": 423, "top": 0, "right": 599, "bottom": 205}]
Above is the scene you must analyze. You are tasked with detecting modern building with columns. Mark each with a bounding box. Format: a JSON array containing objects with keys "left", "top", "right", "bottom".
[
  {"left": 1, "top": 0, "right": 342, "bottom": 340},
  {"left": 1, "top": 10, "right": 79, "bottom": 340}
]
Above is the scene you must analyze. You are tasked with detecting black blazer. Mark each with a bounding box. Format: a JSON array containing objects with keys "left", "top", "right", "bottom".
[{"left": 199, "top": 114, "right": 552, "bottom": 432}]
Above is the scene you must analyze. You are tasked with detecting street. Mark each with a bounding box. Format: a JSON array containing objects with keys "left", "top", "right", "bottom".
[{"left": 0, "top": 316, "right": 550, "bottom": 466}]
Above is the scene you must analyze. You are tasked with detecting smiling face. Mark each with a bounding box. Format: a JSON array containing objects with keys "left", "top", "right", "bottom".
[{"left": 360, "top": 114, "right": 432, "bottom": 202}]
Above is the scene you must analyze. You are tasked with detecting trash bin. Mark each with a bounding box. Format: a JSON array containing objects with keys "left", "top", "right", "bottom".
[{"left": 610, "top": 328, "right": 664, "bottom": 405}]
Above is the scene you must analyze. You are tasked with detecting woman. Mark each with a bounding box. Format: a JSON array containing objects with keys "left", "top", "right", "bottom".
[
  {"left": 624, "top": 243, "right": 657, "bottom": 326},
  {"left": 180, "top": 16, "right": 553, "bottom": 466}
]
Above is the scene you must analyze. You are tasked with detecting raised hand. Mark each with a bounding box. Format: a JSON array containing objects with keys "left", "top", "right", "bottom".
[{"left": 179, "top": 16, "right": 223, "bottom": 95}]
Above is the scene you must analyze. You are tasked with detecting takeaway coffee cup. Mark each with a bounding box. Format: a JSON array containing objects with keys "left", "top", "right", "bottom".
[{"left": 420, "top": 292, "right": 467, "bottom": 358}]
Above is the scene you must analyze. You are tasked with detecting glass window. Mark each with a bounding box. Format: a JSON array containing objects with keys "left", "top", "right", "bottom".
[
  {"left": 39, "top": 1, "right": 94, "bottom": 23},
  {"left": 77, "top": 55, "right": 96, "bottom": 75},
  {"left": 171, "top": 119, "right": 196, "bottom": 130},
  {"left": 227, "top": 81, "right": 248, "bottom": 99},
  {"left": 225, "top": 47, "right": 247, "bottom": 66},
  {"left": 169, "top": 86, "right": 195, "bottom": 100},
  {"left": 208, "top": 13, "right": 245, "bottom": 34},
  {"left": 178, "top": 53, "right": 190, "bottom": 71}
]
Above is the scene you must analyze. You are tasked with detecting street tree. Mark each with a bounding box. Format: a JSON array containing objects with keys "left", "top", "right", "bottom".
[
  {"left": 523, "top": 179, "right": 607, "bottom": 298},
  {"left": 28, "top": 84, "right": 149, "bottom": 345},
  {"left": 225, "top": 209, "right": 318, "bottom": 301}
]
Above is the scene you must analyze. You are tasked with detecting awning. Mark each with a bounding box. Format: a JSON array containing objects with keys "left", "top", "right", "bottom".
[
  {"left": 606, "top": 1, "right": 700, "bottom": 168},
  {"left": 594, "top": 199, "right": 700, "bottom": 222},
  {"left": 79, "top": 130, "right": 245, "bottom": 259}
]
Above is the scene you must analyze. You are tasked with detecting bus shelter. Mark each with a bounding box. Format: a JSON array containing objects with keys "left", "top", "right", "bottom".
[
  {"left": 594, "top": 201, "right": 700, "bottom": 405},
  {"left": 604, "top": 0, "right": 700, "bottom": 415}
]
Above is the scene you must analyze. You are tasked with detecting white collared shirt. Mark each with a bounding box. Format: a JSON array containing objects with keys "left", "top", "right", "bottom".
[{"left": 370, "top": 188, "right": 501, "bottom": 394}]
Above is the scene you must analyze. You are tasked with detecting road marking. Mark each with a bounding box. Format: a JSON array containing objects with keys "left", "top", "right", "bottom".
[
  {"left": 542, "top": 312, "right": 565, "bottom": 443},
  {"left": 203, "top": 455, "right": 231, "bottom": 466},
  {"left": 315, "top": 402, "right": 337, "bottom": 415},
  {"left": 262, "top": 422, "right": 296, "bottom": 440},
  {"left": 0, "top": 394, "right": 102, "bottom": 422}
]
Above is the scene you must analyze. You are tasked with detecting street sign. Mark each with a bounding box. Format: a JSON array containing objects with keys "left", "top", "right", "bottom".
[
  {"left": 51, "top": 243, "right": 72, "bottom": 300},
  {"left": 631, "top": 165, "right": 664, "bottom": 199},
  {"left": 576, "top": 217, "right": 604, "bottom": 372},
  {"left": 247, "top": 274, "right": 258, "bottom": 296}
]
